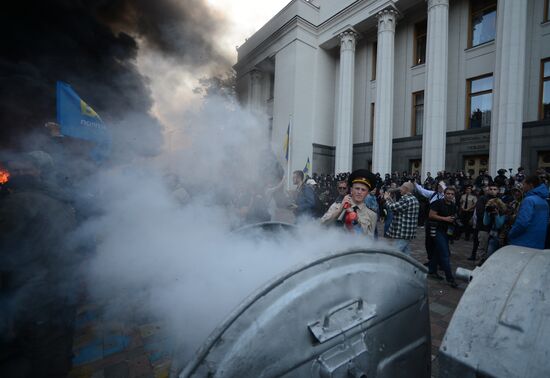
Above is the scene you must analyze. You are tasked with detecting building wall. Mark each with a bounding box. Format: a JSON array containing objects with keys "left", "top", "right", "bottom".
[
  {"left": 525, "top": 0, "right": 550, "bottom": 121},
  {"left": 312, "top": 49, "right": 337, "bottom": 147},
  {"left": 271, "top": 42, "right": 297, "bottom": 159},
  {"left": 291, "top": 40, "right": 318, "bottom": 170},
  {"left": 236, "top": 0, "right": 550, "bottom": 176}
]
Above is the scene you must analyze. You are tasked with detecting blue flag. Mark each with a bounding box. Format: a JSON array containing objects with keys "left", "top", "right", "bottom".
[{"left": 56, "top": 81, "right": 111, "bottom": 158}]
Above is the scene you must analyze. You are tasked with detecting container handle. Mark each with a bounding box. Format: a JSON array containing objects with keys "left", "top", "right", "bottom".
[{"left": 323, "top": 298, "right": 363, "bottom": 329}]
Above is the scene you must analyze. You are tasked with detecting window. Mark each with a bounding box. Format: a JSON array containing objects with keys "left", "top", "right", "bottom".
[
  {"left": 372, "top": 42, "right": 377, "bottom": 80},
  {"left": 370, "top": 103, "right": 375, "bottom": 141},
  {"left": 469, "top": 0, "right": 497, "bottom": 47},
  {"left": 413, "top": 20, "right": 427, "bottom": 65},
  {"left": 541, "top": 58, "right": 550, "bottom": 120},
  {"left": 545, "top": 0, "right": 550, "bottom": 22},
  {"left": 467, "top": 74, "right": 493, "bottom": 129},
  {"left": 412, "top": 91, "right": 424, "bottom": 135}
]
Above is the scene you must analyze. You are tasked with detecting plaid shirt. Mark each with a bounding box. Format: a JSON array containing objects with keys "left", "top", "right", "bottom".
[{"left": 385, "top": 193, "right": 419, "bottom": 240}]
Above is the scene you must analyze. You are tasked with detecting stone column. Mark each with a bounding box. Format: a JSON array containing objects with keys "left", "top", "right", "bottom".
[
  {"left": 249, "top": 69, "right": 263, "bottom": 113},
  {"left": 489, "top": 0, "right": 528, "bottom": 175},
  {"left": 372, "top": 9, "right": 397, "bottom": 176},
  {"left": 335, "top": 30, "right": 358, "bottom": 174},
  {"left": 421, "top": 0, "right": 449, "bottom": 181}
]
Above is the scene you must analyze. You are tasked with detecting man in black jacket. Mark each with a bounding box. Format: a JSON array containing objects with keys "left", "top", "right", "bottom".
[
  {"left": 474, "top": 169, "right": 493, "bottom": 188},
  {"left": 494, "top": 169, "right": 509, "bottom": 188},
  {"left": 428, "top": 187, "right": 459, "bottom": 288}
]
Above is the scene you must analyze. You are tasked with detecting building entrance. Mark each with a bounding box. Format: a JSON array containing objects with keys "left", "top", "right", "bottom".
[
  {"left": 538, "top": 151, "right": 550, "bottom": 171},
  {"left": 464, "top": 155, "right": 488, "bottom": 177},
  {"left": 410, "top": 159, "right": 421, "bottom": 175}
]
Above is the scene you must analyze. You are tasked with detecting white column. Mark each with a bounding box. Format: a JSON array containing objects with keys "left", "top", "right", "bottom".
[
  {"left": 489, "top": 0, "right": 528, "bottom": 175},
  {"left": 335, "top": 30, "right": 358, "bottom": 174},
  {"left": 421, "top": 0, "right": 449, "bottom": 181},
  {"left": 372, "top": 9, "right": 397, "bottom": 176},
  {"left": 249, "top": 69, "right": 263, "bottom": 113}
]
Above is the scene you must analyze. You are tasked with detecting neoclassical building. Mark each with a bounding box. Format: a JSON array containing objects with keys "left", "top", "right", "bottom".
[{"left": 234, "top": 0, "right": 550, "bottom": 178}]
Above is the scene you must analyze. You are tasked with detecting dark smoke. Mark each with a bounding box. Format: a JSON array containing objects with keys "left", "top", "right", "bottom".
[
  {"left": 99, "top": 0, "right": 230, "bottom": 67},
  {"left": 0, "top": 0, "right": 231, "bottom": 151}
]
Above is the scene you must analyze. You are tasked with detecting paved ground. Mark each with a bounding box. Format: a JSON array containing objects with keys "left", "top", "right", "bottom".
[
  {"left": 67, "top": 225, "right": 477, "bottom": 378},
  {"left": 409, "top": 227, "right": 476, "bottom": 376}
]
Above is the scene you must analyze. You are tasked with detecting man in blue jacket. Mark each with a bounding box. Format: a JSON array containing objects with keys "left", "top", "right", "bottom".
[
  {"left": 290, "top": 170, "right": 316, "bottom": 218},
  {"left": 508, "top": 175, "right": 549, "bottom": 249}
]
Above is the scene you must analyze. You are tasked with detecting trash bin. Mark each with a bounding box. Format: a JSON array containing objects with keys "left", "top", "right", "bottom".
[
  {"left": 439, "top": 245, "right": 550, "bottom": 378},
  {"left": 177, "top": 245, "right": 431, "bottom": 377}
]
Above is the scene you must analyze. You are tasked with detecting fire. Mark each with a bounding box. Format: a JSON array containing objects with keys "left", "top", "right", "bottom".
[{"left": 0, "top": 167, "right": 10, "bottom": 184}]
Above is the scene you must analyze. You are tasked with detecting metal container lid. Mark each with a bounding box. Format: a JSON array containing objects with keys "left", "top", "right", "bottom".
[{"left": 178, "top": 248, "right": 429, "bottom": 377}]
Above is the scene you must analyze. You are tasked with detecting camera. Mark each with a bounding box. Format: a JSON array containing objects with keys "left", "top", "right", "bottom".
[{"left": 486, "top": 205, "right": 496, "bottom": 213}]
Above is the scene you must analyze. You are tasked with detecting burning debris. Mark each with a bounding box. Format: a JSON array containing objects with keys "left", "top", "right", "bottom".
[{"left": 0, "top": 165, "right": 9, "bottom": 185}]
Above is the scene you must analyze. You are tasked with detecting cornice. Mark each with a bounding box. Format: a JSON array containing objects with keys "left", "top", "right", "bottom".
[
  {"left": 233, "top": 15, "right": 318, "bottom": 72},
  {"left": 234, "top": 0, "right": 400, "bottom": 72},
  {"left": 319, "top": 0, "right": 392, "bottom": 30}
]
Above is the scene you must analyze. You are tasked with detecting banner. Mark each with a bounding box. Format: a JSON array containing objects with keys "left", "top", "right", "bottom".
[
  {"left": 303, "top": 157, "right": 311, "bottom": 175},
  {"left": 56, "top": 81, "right": 111, "bottom": 148},
  {"left": 283, "top": 122, "right": 290, "bottom": 161}
]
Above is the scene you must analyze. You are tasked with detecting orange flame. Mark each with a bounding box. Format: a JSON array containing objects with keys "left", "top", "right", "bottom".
[{"left": 0, "top": 167, "right": 10, "bottom": 184}]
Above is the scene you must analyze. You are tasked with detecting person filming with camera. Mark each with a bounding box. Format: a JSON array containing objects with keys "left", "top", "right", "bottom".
[
  {"left": 479, "top": 198, "right": 507, "bottom": 264},
  {"left": 427, "top": 187, "right": 459, "bottom": 288},
  {"left": 383, "top": 182, "right": 419, "bottom": 255}
]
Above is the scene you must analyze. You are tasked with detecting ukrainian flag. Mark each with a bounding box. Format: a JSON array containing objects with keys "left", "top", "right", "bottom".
[
  {"left": 303, "top": 157, "right": 311, "bottom": 174},
  {"left": 283, "top": 122, "right": 290, "bottom": 161}
]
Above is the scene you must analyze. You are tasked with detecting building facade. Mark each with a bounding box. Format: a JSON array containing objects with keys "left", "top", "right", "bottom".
[{"left": 234, "top": 0, "right": 550, "bottom": 178}]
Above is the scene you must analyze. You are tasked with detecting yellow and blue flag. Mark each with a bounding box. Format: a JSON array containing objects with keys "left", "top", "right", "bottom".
[
  {"left": 303, "top": 157, "right": 311, "bottom": 174},
  {"left": 283, "top": 122, "right": 290, "bottom": 161},
  {"left": 56, "top": 81, "right": 111, "bottom": 159}
]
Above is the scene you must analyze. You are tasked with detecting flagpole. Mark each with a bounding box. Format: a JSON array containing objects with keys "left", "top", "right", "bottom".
[{"left": 286, "top": 114, "right": 293, "bottom": 190}]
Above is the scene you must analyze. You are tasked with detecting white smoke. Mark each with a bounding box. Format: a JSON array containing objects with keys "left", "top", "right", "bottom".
[{"left": 74, "top": 95, "right": 385, "bottom": 367}]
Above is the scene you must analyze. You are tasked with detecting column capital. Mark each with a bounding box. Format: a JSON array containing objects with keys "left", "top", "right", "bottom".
[
  {"left": 427, "top": 0, "right": 449, "bottom": 11},
  {"left": 377, "top": 9, "right": 398, "bottom": 32},
  {"left": 338, "top": 30, "right": 358, "bottom": 52}
]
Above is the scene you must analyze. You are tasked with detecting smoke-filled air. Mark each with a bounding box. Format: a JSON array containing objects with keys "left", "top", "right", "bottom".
[
  {"left": 0, "top": 1, "right": 385, "bottom": 375},
  {"left": 72, "top": 94, "right": 384, "bottom": 366}
]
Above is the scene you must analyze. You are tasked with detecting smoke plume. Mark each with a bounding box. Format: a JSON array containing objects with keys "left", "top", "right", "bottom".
[
  {"left": 65, "top": 94, "right": 386, "bottom": 371},
  {"left": 0, "top": 0, "right": 231, "bottom": 150}
]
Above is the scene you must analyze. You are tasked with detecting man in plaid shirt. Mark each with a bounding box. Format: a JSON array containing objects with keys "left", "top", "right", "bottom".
[{"left": 383, "top": 182, "right": 419, "bottom": 255}]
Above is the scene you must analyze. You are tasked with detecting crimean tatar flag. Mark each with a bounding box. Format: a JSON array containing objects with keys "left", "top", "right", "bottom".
[{"left": 303, "top": 157, "right": 311, "bottom": 174}]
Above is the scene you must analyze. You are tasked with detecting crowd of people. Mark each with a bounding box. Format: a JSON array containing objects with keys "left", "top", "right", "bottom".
[{"left": 288, "top": 167, "right": 550, "bottom": 288}]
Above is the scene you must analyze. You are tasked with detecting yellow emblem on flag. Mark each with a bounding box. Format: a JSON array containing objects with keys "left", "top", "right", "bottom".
[{"left": 80, "top": 100, "right": 101, "bottom": 119}]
